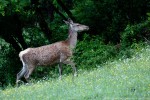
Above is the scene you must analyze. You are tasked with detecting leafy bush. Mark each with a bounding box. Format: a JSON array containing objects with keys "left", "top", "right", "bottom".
[
  {"left": 74, "top": 34, "right": 117, "bottom": 70},
  {"left": 23, "top": 28, "right": 49, "bottom": 47},
  {"left": 121, "top": 21, "right": 150, "bottom": 48},
  {"left": 0, "top": 38, "right": 20, "bottom": 88},
  {"left": 147, "top": 12, "right": 150, "bottom": 21}
]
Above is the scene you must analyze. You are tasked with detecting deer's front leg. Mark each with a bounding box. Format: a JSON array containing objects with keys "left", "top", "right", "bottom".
[
  {"left": 58, "top": 63, "right": 63, "bottom": 80},
  {"left": 63, "top": 60, "right": 77, "bottom": 77}
]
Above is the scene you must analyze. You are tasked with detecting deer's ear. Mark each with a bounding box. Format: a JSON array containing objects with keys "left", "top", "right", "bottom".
[
  {"left": 63, "top": 20, "right": 69, "bottom": 25},
  {"left": 68, "top": 18, "right": 73, "bottom": 24}
]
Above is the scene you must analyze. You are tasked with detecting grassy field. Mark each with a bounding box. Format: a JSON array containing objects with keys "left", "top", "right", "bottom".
[{"left": 0, "top": 46, "right": 150, "bottom": 100}]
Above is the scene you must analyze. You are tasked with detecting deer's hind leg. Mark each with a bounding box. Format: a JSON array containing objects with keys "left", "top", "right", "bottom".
[
  {"left": 24, "top": 65, "right": 35, "bottom": 83},
  {"left": 16, "top": 64, "right": 28, "bottom": 86}
]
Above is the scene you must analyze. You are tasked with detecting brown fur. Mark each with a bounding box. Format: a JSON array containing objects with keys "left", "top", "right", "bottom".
[{"left": 22, "top": 41, "right": 71, "bottom": 66}]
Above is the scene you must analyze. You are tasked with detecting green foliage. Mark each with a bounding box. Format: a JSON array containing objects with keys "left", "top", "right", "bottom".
[
  {"left": 74, "top": 34, "right": 117, "bottom": 70},
  {"left": 23, "top": 28, "right": 49, "bottom": 47},
  {"left": 147, "top": 13, "right": 150, "bottom": 21},
  {"left": 49, "top": 17, "right": 68, "bottom": 42},
  {"left": 0, "top": 45, "right": 150, "bottom": 99},
  {"left": 0, "top": 0, "right": 8, "bottom": 15},
  {"left": 121, "top": 21, "right": 150, "bottom": 48},
  {"left": 0, "top": 38, "right": 20, "bottom": 88},
  {"left": 0, "top": 0, "right": 30, "bottom": 16}
]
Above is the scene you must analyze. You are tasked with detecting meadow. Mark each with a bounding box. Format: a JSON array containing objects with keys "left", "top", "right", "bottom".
[{"left": 0, "top": 45, "right": 150, "bottom": 100}]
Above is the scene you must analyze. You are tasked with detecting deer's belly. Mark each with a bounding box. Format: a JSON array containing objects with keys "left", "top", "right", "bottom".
[{"left": 36, "top": 54, "right": 60, "bottom": 66}]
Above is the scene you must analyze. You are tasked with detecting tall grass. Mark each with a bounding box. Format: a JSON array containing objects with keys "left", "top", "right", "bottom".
[{"left": 0, "top": 46, "right": 150, "bottom": 100}]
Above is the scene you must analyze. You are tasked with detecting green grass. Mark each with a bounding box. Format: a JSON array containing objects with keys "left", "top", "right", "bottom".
[{"left": 0, "top": 46, "right": 150, "bottom": 100}]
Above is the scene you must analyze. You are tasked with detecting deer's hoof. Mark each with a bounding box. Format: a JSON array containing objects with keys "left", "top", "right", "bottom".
[
  {"left": 16, "top": 80, "right": 24, "bottom": 87},
  {"left": 74, "top": 73, "right": 78, "bottom": 77},
  {"left": 59, "top": 76, "right": 62, "bottom": 80}
]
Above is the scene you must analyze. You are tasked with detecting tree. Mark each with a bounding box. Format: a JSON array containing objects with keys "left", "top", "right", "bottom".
[{"left": 0, "top": 0, "right": 75, "bottom": 53}]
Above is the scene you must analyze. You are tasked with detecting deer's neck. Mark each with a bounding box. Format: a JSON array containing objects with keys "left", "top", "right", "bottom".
[{"left": 66, "top": 29, "right": 77, "bottom": 49}]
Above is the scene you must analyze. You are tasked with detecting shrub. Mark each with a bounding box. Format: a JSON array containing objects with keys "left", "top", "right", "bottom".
[
  {"left": 0, "top": 38, "right": 20, "bottom": 88},
  {"left": 74, "top": 34, "right": 117, "bottom": 70},
  {"left": 121, "top": 21, "right": 150, "bottom": 48}
]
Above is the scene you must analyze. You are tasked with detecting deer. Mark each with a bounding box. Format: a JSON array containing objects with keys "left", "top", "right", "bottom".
[{"left": 16, "top": 19, "right": 89, "bottom": 86}]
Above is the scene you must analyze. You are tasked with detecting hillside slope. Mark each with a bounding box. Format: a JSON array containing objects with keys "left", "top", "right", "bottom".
[{"left": 0, "top": 46, "right": 150, "bottom": 100}]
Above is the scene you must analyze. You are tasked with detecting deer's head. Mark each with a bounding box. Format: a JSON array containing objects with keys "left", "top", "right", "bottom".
[{"left": 64, "top": 19, "right": 89, "bottom": 32}]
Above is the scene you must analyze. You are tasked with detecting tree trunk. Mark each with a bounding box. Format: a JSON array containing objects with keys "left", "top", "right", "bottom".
[
  {"left": 15, "top": 29, "right": 28, "bottom": 50},
  {"left": 13, "top": 13, "right": 28, "bottom": 49},
  {"left": 56, "top": 0, "right": 75, "bottom": 20},
  {"left": 36, "top": 8, "right": 52, "bottom": 42}
]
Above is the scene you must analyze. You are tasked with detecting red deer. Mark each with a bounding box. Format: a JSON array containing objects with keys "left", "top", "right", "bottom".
[{"left": 16, "top": 19, "right": 89, "bottom": 85}]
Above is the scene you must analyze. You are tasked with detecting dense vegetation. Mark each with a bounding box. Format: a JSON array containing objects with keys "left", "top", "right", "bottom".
[{"left": 0, "top": 0, "right": 150, "bottom": 91}]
